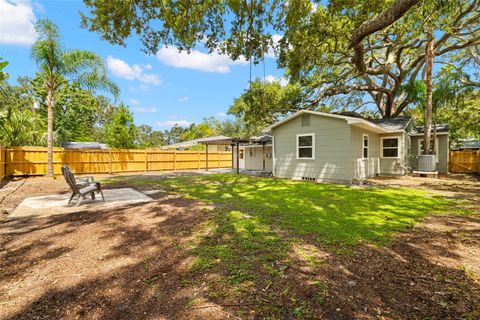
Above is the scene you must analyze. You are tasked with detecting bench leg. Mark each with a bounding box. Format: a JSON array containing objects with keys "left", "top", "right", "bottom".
[
  {"left": 76, "top": 196, "right": 83, "bottom": 207},
  {"left": 67, "top": 193, "right": 75, "bottom": 205},
  {"left": 100, "top": 189, "right": 105, "bottom": 202},
  {"left": 91, "top": 192, "right": 95, "bottom": 200}
]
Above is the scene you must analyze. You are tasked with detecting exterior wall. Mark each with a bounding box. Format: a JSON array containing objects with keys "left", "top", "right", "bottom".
[
  {"left": 378, "top": 132, "right": 409, "bottom": 175},
  {"left": 244, "top": 146, "right": 272, "bottom": 171},
  {"left": 272, "top": 115, "right": 354, "bottom": 183},
  {"left": 233, "top": 146, "right": 273, "bottom": 171},
  {"left": 350, "top": 126, "right": 381, "bottom": 180},
  {"left": 410, "top": 134, "right": 449, "bottom": 173}
]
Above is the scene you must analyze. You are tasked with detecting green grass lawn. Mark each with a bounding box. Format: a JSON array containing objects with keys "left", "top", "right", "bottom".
[
  {"left": 104, "top": 174, "right": 465, "bottom": 316},
  {"left": 113, "top": 173, "right": 453, "bottom": 246}
]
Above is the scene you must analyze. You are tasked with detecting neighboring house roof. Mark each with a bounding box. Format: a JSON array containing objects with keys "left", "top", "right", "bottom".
[
  {"left": 370, "top": 116, "right": 412, "bottom": 131},
  {"left": 162, "top": 135, "right": 232, "bottom": 149},
  {"left": 266, "top": 110, "right": 400, "bottom": 134},
  {"left": 452, "top": 139, "right": 480, "bottom": 150},
  {"left": 163, "top": 135, "right": 272, "bottom": 149},
  {"left": 61, "top": 142, "right": 109, "bottom": 149}
]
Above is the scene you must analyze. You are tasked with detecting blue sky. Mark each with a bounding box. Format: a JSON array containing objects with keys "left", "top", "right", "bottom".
[{"left": 0, "top": 0, "right": 285, "bottom": 129}]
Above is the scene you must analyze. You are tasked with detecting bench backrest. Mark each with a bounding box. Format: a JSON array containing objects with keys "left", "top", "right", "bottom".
[{"left": 61, "top": 165, "right": 80, "bottom": 194}]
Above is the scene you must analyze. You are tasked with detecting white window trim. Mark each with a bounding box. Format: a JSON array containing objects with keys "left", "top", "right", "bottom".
[
  {"left": 296, "top": 133, "right": 315, "bottom": 160},
  {"left": 418, "top": 138, "right": 439, "bottom": 161},
  {"left": 380, "top": 136, "right": 401, "bottom": 159},
  {"left": 362, "top": 134, "right": 369, "bottom": 159}
]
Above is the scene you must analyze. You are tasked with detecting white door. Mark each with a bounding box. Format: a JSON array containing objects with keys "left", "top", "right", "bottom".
[{"left": 239, "top": 147, "right": 245, "bottom": 169}]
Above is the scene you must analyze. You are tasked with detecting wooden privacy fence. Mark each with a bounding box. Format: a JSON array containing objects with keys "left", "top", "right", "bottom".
[
  {"left": 449, "top": 150, "right": 480, "bottom": 174},
  {"left": 3, "top": 147, "right": 232, "bottom": 177}
]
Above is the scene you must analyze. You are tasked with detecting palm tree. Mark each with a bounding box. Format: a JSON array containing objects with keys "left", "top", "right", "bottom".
[{"left": 31, "top": 19, "right": 119, "bottom": 176}]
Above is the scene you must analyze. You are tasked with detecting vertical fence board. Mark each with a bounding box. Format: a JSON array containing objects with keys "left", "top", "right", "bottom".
[
  {"left": 0, "top": 147, "right": 5, "bottom": 180},
  {"left": 3, "top": 147, "right": 232, "bottom": 176}
]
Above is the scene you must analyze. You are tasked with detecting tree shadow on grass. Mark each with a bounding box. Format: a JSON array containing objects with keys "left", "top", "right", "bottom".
[{"left": 1, "top": 175, "right": 479, "bottom": 319}]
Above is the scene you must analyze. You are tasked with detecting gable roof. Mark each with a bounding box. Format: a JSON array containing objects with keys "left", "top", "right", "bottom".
[
  {"left": 414, "top": 124, "right": 449, "bottom": 134},
  {"left": 370, "top": 117, "right": 412, "bottom": 131},
  {"left": 266, "top": 110, "right": 402, "bottom": 134}
]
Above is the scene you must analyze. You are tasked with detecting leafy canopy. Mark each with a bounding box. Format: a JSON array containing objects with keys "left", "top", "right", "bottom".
[{"left": 82, "top": 0, "right": 480, "bottom": 118}]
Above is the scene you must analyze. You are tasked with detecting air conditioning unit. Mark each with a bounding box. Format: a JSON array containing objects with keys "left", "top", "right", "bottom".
[{"left": 418, "top": 155, "right": 436, "bottom": 172}]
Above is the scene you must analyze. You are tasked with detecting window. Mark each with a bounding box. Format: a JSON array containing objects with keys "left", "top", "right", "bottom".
[
  {"left": 381, "top": 137, "right": 400, "bottom": 158},
  {"left": 418, "top": 138, "right": 439, "bottom": 161},
  {"left": 362, "top": 134, "right": 369, "bottom": 159},
  {"left": 297, "top": 133, "right": 315, "bottom": 159},
  {"left": 239, "top": 149, "right": 244, "bottom": 159}
]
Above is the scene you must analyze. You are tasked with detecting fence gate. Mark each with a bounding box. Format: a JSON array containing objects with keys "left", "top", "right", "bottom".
[{"left": 449, "top": 150, "right": 480, "bottom": 173}]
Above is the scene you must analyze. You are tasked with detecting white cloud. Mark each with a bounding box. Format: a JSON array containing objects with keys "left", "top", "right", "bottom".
[
  {"left": 265, "top": 75, "right": 288, "bottom": 86},
  {"left": 0, "top": 0, "right": 37, "bottom": 45},
  {"left": 215, "top": 112, "right": 227, "bottom": 118},
  {"left": 156, "top": 46, "right": 247, "bottom": 73},
  {"left": 266, "top": 34, "right": 283, "bottom": 58},
  {"left": 106, "top": 56, "right": 161, "bottom": 85},
  {"left": 177, "top": 96, "right": 189, "bottom": 103},
  {"left": 129, "top": 98, "right": 140, "bottom": 106},
  {"left": 133, "top": 107, "right": 157, "bottom": 113},
  {"left": 157, "top": 120, "right": 192, "bottom": 128}
]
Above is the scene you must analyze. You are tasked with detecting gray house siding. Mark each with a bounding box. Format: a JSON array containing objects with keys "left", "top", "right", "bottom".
[
  {"left": 410, "top": 135, "right": 449, "bottom": 173},
  {"left": 272, "top": 115, "right": 354, "bottom": 183},
  {"left": 350, "top": 126, "right": 381, "bottom": 179}
]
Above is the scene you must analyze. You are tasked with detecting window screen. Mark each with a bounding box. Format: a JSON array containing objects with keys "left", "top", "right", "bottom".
[{"left": 297, "top": 134, "right": 314, "bottom": 159}]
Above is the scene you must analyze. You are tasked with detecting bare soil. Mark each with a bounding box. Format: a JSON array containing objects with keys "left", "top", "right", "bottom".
[{"left": 1, "top": 173, "right": 479, "bottom": 319}]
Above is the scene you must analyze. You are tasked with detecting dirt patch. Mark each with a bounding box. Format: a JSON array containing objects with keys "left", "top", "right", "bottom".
[{"left": 1, "top": 174, "right": 479, "bottom": 319}]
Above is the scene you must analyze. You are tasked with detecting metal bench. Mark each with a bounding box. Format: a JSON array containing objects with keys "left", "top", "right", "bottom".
[{"left": 61, "top": 165, "right": 104, "bottom": 206}]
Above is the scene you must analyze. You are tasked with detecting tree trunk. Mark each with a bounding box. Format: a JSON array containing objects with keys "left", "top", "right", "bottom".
[
  {"left": 423, "top": 29, "right": 434, "bottom": 155},
  {"left": 46, "top": 87, "right": 54, "bottom": 177}
]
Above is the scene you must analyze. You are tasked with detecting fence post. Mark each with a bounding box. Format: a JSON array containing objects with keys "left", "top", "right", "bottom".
[
  {"left": 3, "top": 147, "right": 6, "bottom": 179},
  {"left": 173, "top": 151, "right": 177, "bottom": 171},
  {"left": 477, "top": 150, "right": 480, "bottom": 174},
  {"left": 109, "top": 150, "right": 112, "bottom": 174},
  {"left": 218, "top": 152, "right": 220, "bottom": 168},
  {"left": 145, "top": 149, "right": 148, "bottom": 172},
  {"left": 198, "top": 152, "right": 201, "bottom": 169}
]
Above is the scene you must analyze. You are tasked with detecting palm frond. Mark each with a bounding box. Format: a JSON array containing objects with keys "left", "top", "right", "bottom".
[
  {"left": 62, "top": 49, "right": 106, "bottom": 75},
  {"left": 75, "top": 71, "right": 120, "bottom": 98}
]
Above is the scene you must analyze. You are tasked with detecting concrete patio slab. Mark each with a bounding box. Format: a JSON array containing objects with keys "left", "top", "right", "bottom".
[{"left": 9, "top": 188, "right": 152, "bottom": 219}]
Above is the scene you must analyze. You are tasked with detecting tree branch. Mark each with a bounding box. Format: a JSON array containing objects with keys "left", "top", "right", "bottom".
[{"left": 349, "top": 0, "right": 420, "bottom": 74}]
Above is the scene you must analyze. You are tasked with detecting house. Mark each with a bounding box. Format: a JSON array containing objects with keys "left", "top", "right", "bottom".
[
  {"left": 161, "top": 135, "right": 231, "bottom": 151},
  {"left": 265, "top": 110, "right": 448, "bottom": 183},
  {"left": 451, "top": 139, "right": 480, "bottom": 150},
  {"left": 232, "top": 135, "right": 273, "bottom": 172}
]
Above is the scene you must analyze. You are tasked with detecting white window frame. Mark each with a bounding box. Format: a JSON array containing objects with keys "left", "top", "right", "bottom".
[
  {"left": 296, "top": 133, "right": 315, "bottom": 160},
  {"left": 362, "top": 134, "right": 369, "bottom": 159},
  {"left": 380, "top": 136, "right": 401, "bottom": 159},
  {"left": 418, "top": 138, "right": 439, "bottom": 161}
]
